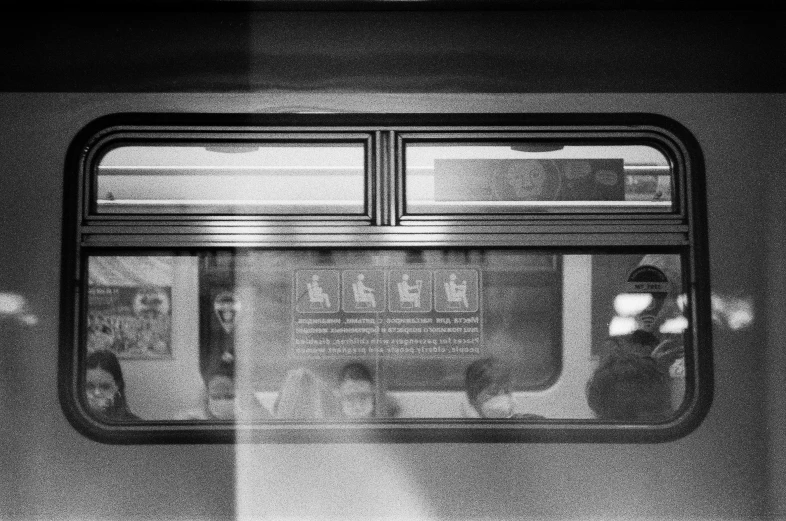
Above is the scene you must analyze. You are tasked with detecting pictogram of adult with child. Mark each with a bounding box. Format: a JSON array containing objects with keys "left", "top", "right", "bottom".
[
  {"left": 388, "top": 270, "right": 432, "bottom": 313},
  {"left": 435, "top": 269, "right": 479, "bottom": 313}
]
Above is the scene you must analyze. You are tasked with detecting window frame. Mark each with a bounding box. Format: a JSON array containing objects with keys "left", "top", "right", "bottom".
[
  {"left": 92, "top": 137, "right": 372, "bottom": 217},
  {"left": 59, "top": 113, "right": 712, "bottom": 444},
  {"left": 397, "top": 132, "right": 681, "bottom": 220},
  {"left": 82, "top": 128, "right": 378, "bottom": 223}
]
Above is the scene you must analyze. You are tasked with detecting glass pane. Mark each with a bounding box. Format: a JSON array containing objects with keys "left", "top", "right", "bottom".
[
  {"left": 405, "top": 143, "right": 673, "bottom": 213},
  {"left": 95, "top": 143, "right": 366, "bottom": 214},
  {"left": 82, "top": 250, "right": 688, "bottom": 423}
]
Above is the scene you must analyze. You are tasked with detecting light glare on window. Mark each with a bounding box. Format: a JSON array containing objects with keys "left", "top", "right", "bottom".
[
  {"left": 608, "top": 316, "right": 638, "bottom": 336},
  {"left": 659, "top": 316, "right": 689, "bottom": 334},
  {"left": 0, "top": 291, "right": 38, "bottom": 326},
  {"left": 613, "top": 293, "right": 654, "bottom": 317},
  {"left": 711, "top": 293, "right": 754, "bottom": 331}
]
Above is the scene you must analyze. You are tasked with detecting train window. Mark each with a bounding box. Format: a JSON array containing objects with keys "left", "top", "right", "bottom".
[
  {"left": 82, "top": 249, "right": 686, "bottom": 422},
  {"left": 61, "top": 114, "right": 711, "bottom": 443},
  {"left": 403, "top": 142, "right": 672, "bottom": 215},
  {"left": 94, "top": 141, "right": 369, "bottom": 216}
]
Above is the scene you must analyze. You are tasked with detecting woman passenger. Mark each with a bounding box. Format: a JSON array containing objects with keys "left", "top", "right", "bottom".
[
  {"left": 85, "top": 349, "right": 140, "bottom": 421},
  {"left": 203, "top": 359, "right": 237, "bottom": 420},
  {"left": 177, "top": 357, "right": 271, "bottom": 421},
  {"left": 274, "top": 368, "right": 342, "bottom": 419},
  {"left": 464, "top": 357, "right": 543, "bottom": 419}
]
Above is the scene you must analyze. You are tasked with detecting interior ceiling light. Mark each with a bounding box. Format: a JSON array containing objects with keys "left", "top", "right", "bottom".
[
  {"left": 204, "top": 145, "right": 260, "bottom": 153},
  {"left": 510, "top": 144, "right": 565, "bottom": 152}
]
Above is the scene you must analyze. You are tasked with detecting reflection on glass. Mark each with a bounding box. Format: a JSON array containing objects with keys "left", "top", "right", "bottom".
[
  {"left": 404, "top": 143, "right": 672, "bottom": 213},
  {"left": 96, "top": 143, "right": 366, "bottom": 214},
  {"left": 599, "top": 253, "right": 686, "bottom": 416},
  {"left": 0, "top": 291, "right": 37, "bottom": 325},
  {"left": 82, "top": 250, "right": 689, "bottom": 424},
  {"left": 711, "top": 293, "right": 755, "bottom": 331},
  {"left": 586, "top": 340, "right": 675, "bottom": 422}
]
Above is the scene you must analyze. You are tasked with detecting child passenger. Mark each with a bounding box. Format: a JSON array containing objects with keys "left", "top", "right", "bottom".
[
  {"left": 177, "top": 357, "right": 270, "bottom": 421},
  {"left": 337, "top": 362, "right": 398, "bottom": 419},
  {"left": 464, "top": 357, "right": 543, "bottom": 419}
]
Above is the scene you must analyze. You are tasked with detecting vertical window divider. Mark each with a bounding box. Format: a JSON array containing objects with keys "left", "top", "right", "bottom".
[
  {"left": 379, "top": 130, "right": 396, "bottom": 226},
  {"left": 393, "top": 131, "right": 404, "bottom": 226},
  {"left": 372, "top": 131, "right": 384, "bottom": 225}
]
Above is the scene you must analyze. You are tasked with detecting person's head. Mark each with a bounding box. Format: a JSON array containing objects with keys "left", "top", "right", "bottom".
[
  {"left": 586, "top": 349, "right": 672, "bottom": 422},
  {"left": 204, "top": 357, "right": 236, "bottom": 420},
  {"left": 464, "top": 357, "right": 514, "bottom": 418},
  {"left": 275, "top": 368, "right": 342, "bottom": 420},
  {"left": 338, "top": 362, "right": 375, "bottom": 419},
  {"left": 85, "top": 349, "right": 127, "bottom": 416}
]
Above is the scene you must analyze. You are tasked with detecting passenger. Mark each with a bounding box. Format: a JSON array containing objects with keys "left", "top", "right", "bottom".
[
  {"left": 274, "top": 368, "right": 342, "bottom": 420},
  {"left": 649, "top": 336, "right": 685, "bottom": 373},
  {"left": 607, "top": 330, "right": 684, "bottom": 373},
  {"left": 203, "top": 359, "right": 237, "bottom": 420},
  {"left": 609, "top": 329, "right": 659, "bottom": 356},
  {"left": 177, "top": 357, "right": 270, "bottom": 421},
  {"left": 585, "top": 348, "right": 672, "bottom": 422},
  {"left": 85, "top": 349, "right": 140, "bottom": 421},
  {"left": 464, "top": 357, "right": 543, "bottom": 419},
  {"left": 337, "top": 362, "right": 399, "bottom": 419}
]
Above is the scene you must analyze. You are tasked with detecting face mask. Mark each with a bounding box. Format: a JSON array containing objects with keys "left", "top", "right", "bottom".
[
  {"left": 87, "top": 391, "right": 116, "bottom": 413},
  {"left": 480, "top": 393, "right": 513, "bottom": 418},
  {"left": 342, "top": 395, "right": 374, "bottom": 418},
  {"left": 339, "top": 379, "right": 375, "bottom": 418},
  {"left": 208, "top": 398, "right": 235, "bottom": 420}
]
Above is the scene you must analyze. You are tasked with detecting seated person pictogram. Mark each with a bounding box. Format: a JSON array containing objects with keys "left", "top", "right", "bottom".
[
  {"left": 352, "top": 273, "right": 377, "bottom": 308},
  {"left": 396, "top": 273, "right": 422, "bottom": 309}
]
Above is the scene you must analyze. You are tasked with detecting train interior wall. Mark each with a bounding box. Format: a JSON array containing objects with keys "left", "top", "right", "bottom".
[
  {"left": 91, "top": 254, "right": 603, "bottom": 421},
  {"left": 0, "top": 92, "right": 784, "bottom": 519}
]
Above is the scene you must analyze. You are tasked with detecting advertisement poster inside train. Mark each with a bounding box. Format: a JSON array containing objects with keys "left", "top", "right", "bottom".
[
  {"left": 434, "top": 158, "right": 625, "bottom": 202},
  {"left": 291, "top": 268, "right": 483, "bottom": 358},
  {"left": 86, "top": 286, "right": 172, "bottom": 359}
]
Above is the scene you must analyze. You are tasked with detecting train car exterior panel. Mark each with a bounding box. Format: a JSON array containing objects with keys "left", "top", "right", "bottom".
[{"left": 1, "top": 92, "right": 784, "bottom": 519}]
